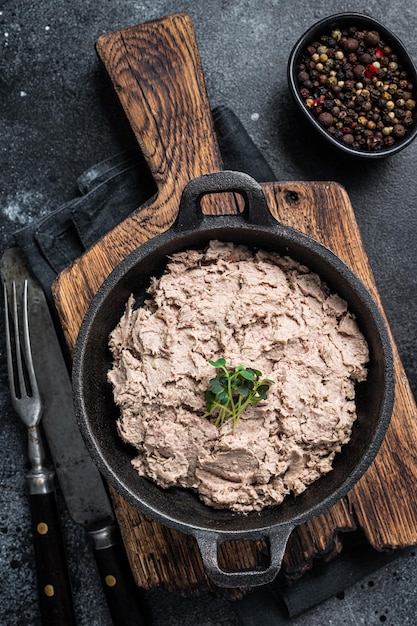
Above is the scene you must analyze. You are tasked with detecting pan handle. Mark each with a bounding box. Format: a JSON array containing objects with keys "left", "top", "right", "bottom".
[
  {"left": 194, "top": 524, "right": 293, "bottom": 588},
  {"left": 175, "top": 170, "right": 278, "bottom": 231}
]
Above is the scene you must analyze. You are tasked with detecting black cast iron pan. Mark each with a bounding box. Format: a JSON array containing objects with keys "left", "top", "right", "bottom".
[{"left": 73, "top": 169, "right": 395, "bottom": 588}]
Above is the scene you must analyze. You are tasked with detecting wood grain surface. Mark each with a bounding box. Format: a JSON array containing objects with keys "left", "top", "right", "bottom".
[{"left": 52, "top": 13, "right": 417, "bottom": 593}]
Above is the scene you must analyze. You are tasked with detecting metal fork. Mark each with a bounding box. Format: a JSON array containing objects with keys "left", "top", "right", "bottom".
[
  {"left": 5, "top": 280, "right": 46, "bottom": 480},
  {"left": 4, "top": 279, "right": 76, "bottom": 626}
]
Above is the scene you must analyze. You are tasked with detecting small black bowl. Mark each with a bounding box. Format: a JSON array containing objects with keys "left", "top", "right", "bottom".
[{"left": 288, "top": 13, "right": 417, "bottom": 158}]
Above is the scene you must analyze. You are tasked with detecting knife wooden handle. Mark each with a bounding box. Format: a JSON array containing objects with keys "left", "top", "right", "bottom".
[
  {"left": 29, "top": 491, "right": 76, "bottom": 625},
  {"left": 90, "top": 534, "right": 149, "bottom": 625}
]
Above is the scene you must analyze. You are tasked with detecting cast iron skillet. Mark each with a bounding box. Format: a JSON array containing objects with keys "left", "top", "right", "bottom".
[{"left": 73, "top": 170, "right": 394, "bottom": 588}]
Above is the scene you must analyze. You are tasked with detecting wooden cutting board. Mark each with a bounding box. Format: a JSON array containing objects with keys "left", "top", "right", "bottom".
[{"left": 52, "top": 13, "right": 417, "bottom": 593}]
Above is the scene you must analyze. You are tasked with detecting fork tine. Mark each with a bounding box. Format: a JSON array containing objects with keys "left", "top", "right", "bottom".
[
  {"left": 13, "top": 281, "right": 27, "bottom": 398},
  {"left": 4, "top": 281, "right": 16, "bottom": 400},
  {"left": 5, "top": 281, "right": 26, "bottom": 398},
  {"left": 21, "top": 279, "right": 40, "bottom": 400}
]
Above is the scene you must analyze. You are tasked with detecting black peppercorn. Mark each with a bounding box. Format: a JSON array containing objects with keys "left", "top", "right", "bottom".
[
  {"left": 298, "top": 70, "right": 310, "bottom": 83},
  {"left": 393, "top": 124, "right": 406, "bottom": 138},
  {"left": 318, "top": 112, "right": 334, "bottom": 127},
  {"left": 342, "top": 133, "right": 355, "bottom": 144},
  {"left": 364, "top": 30, "right": 380, "bottom": 47},
  {"left": 343, "top": 37, "right": 359, "bottom": 52},
  {"left": 352, "top": 64, "right": 366, "bottom": 79},
  {"left": 359, "top": 52, "right": 372, "bottom": 64}
]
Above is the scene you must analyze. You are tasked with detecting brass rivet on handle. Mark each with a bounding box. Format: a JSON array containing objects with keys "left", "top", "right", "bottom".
[
  {"left": 105, "top": 575, "right": 117, "bottom": 587},
  {"left": 44, "top": 584, "right": 55, "bottom": 597},
  {"left": 37, "top": 522, "right": 49, "bottom": 535}
]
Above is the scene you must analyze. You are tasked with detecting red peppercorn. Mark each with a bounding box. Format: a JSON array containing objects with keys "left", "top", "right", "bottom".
[{"left": 365, "top": 64, "right": 378, "bottom": 78}]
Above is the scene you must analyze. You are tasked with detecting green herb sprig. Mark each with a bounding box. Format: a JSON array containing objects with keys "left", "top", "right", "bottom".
[{"left": 203, "top": 358, "right": 274, "bottom": 429}]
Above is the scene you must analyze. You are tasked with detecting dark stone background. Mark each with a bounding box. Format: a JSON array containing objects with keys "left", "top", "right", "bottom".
[{"left": 1, "top": 1, "right": 416, "bottom": 624}]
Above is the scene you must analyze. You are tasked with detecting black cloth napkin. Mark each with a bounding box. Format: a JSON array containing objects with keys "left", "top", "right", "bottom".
[{"left": 13, "top": 104, "right": 403, "bottom": 621}]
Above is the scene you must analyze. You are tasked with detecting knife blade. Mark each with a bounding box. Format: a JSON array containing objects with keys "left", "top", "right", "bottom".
[{"left": 0, "top": 248, "right": 149, "bottom": 626}]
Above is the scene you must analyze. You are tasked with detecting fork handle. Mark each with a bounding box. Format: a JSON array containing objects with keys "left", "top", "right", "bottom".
[{"left": 29, "top": 487, "right": 77, "bottom": 625}]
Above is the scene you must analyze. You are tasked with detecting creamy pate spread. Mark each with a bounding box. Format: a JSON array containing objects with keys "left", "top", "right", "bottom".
[{"left": 108, "top": 241, "right": 368, "bottom": 512}]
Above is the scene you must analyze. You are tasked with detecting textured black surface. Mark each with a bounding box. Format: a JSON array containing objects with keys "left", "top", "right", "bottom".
[{"left": 1, "top": 1, "right": 417, "bottom": 625}]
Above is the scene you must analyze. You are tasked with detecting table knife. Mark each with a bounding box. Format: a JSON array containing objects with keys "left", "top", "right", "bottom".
[{"left": 0, "top": 248, "right": 149, "bottom": 626}]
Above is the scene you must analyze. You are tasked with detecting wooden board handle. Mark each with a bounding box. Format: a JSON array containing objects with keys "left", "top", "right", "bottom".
[{"left": 96, "top": 12, "right": 233, "bottom": 214}]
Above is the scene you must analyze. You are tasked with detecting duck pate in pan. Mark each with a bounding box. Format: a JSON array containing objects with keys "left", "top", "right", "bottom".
[{"left": 108, "top": 240, "right": 368, "bottom": 513}]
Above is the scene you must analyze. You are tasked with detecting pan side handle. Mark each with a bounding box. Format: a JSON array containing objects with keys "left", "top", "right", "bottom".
[
  {"left": 195, "top": 525, "right": 293, "bottom": 589},
  {"left": 95, "top": 12, "right": 235, "bottom": 216},
  {"left": 175, "top": 170, "right": 277, "bottom": 231}
]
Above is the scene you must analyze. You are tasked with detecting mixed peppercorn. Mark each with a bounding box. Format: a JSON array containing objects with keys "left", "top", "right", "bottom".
[{"left": 295, "top": 25, "right": 416, "bottom": 152}]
